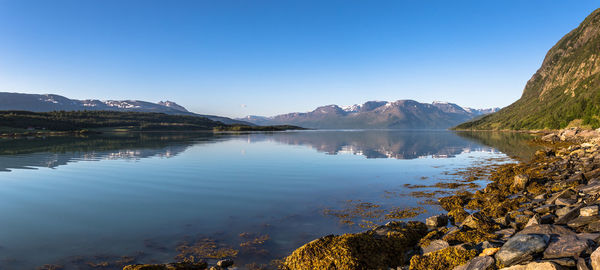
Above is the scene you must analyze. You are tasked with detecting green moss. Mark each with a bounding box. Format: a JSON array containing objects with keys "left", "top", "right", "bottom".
[{"left": 409, "top": 247, "right": 477, "bottom": 270}]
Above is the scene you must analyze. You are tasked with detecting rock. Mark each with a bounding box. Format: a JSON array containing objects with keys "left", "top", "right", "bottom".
[
  {"left": 547, "top": 189, "right": 576, "bottom": 205},
  {"left": 578, "top": 257, "right": 591, "bottom": 270},
  {"left": 461, "top": 212, "right": 500, "bottom": 232},
  {"left": 568, "top": 216, "right": 600, "bottom": 230},
  {"left": 535, "top": 205, "right": 557, "bottom": 214},
  {"left": 216, "top": 259, "right": 234, "bottom": 268},
  {"left": 543, "top": 234, "right": 591, "bottom": 259},
  {"left": 556, "top": 206, "right": 574, "bottom": 217},
  {"left": 480, "top": 247, "right": 500, "bottom": 256},
  {"left": 540, "top": 213, "right": 556, "bottom": 224},
  {"left": 422, "top": 240, "right": 450, "bottom": 254},
  {"left": 542, "top": 133, "right": 561, "bottom": 142},
  {"left": 513, "top": 174, "right": 530, "bottom": 190},
  {"left": 500, "top": 261, "right": 562, "bottom": 270},
  {"left": 556, "top": 197, "right": 577, "bottom": 206},
  {"left": 461, "top": 255, "right": 495, "bottom": 270},
  {"left": 588, "top": 220, "right": 600, "bottom": 232},
  {"left": 123, "top": 262, "right": 208, "bottom": 270},
  {"left": 578, "top": 233, "right": 600, "bottom": 243},
  {"left": 495, "top": 228, "right": 516, "bottom": 241},
  {"left": 427, "top": 214, "right": 449, "bottom": 228},
  {"left": 581, "top": 181, "right": 600, "bottom": 195},
  {"left": 582, "top": 206, "right": 599, "bottom": 217},
  {"left": 545, "top": 258, "right": 576, "bottom": 267},
  {"left": 591, "top": 246, "right": 600, "bottom": 270},
  {"left": 525, "top": 215, "right": 540, "bottom": 228},
  {"left": 495, "top": 234, "right": 548, "bottom": 266},
  {"left": 283, "top": 221, "right": 427, "bottom": 269},
  {"left": 556, "top": 205, "right": 585, "bottom": 225},
  {"left": 517, "top": 224, "right": 576, "bottom": 237}
]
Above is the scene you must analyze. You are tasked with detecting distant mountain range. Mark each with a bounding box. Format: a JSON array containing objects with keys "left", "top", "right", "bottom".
[
  {"left": 0, "top": 92, "right": 250, "bottom": 125},
  {"left": 238, "top": 100, "right": 500, "bottom": 129}
]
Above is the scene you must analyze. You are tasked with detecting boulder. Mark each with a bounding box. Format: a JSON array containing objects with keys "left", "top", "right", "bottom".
[
  {"left": 534, "top": 205, "right": 557, "bottom": 214},
  {"left": 495, "top": 234, "right": 548, "bottom": 266},
  {"left": 525, "top": 215, "right": 540, "bottom": 228},
  {"left": 543, "top": 234, "right": 591, "bottom": 259},
  {"left": 578, "top": 257, "right": 591, "bottom": 270}
]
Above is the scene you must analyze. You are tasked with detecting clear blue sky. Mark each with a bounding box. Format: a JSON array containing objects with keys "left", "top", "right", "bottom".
[{"left": 0, "top": 1, "right": 598, "bottom": 118}]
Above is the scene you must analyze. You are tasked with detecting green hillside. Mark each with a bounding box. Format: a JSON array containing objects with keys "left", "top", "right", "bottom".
[{"left": 456, "top": 8, "right": 600, "bottom": 130}]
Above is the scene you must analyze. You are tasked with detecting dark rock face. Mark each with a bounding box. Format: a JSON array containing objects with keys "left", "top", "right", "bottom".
[{"left": 495, "top": 234, "right": 548, "bottom": 266}]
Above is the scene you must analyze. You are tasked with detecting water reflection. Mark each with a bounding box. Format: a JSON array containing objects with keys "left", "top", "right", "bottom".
[{"left": 0, "top": 130, "right": 537, "bottom": 172}]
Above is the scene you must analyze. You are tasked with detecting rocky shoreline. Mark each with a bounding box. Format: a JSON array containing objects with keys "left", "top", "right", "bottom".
[{"left": 124, "top": 128, "right": 600, "bottom": 270}]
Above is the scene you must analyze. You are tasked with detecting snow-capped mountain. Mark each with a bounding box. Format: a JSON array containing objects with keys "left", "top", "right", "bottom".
[
  {"left": 238, "top": 100, "right": 501, "bottom": 129},
  {"left": 0, "top": 92, "right": 251, "bottom": 125}
]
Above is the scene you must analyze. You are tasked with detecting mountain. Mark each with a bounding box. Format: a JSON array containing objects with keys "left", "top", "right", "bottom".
[
  {"left": 238, "top": 100, "right": 499, "bottom": 129},
  {"left": 456, "top": 8, "right": 600, "bottom": 130},
  {"left": 0, "top": 92, "right": 251, "bottom": 125}
]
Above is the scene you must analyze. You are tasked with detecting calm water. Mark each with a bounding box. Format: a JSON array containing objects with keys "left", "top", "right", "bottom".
[{"left": 0, "top": 130, "right": 536, "bottom": 269}]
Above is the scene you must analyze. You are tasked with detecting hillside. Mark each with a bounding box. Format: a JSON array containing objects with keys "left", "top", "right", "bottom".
[
  {"left": 239, "top": 100, "right": 499, "bottom": 129},
  {"left": 456, "top": 8, "right": 600, "bottom": 130},
  {"left": 0, "top": 92, "right": 251, "bottom": 125}
]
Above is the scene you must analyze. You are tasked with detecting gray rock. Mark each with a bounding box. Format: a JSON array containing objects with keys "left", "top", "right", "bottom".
[
  {"left": 578, "top": 233, "right": 600, "bottom": 243},
  {"left": 588, "top": 220, "right": 600, "bottom": 232},
  {"left": 544, "top": 258, "right": 576, "bottom": 267},
  {"left": 426, "top": 214, "right": 448, "bottom": 228},
  {"left": 556, "top": 204, "right": 585, "bottom": 225},
  {"left": 422, "top": 239, "right": 449, "bottom": 254},
  {"left": 535, "top": 204, "right": 557, "bottom": 214},
  {"left": 463, "top": 255, "right": 495, "bottom": 270},
  {"left": 581, "top": 206, "right": 599, "bottom": 217},
  {"left": 543, "top": 234, "right": 591, "bottom": 259},
  {"left": 547, "top": 189, "right": 576, "bottom": 205},
  {"left": 556, "top": 197, "right": 577, "bottom": 206},
  {"left": 581, "top": 181, "right": 600, "bottom": 195},
  {"left": 495, "top": 234, "right": 548, "bottom": 266},
  {"left": 568, "top": 216, "right": 600, "bottom": 230},
  {"left": 556, "top": 206, "right": 574, "bottom": 217}
]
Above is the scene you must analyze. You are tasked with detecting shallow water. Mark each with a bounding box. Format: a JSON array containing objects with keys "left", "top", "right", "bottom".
[{"left": 0, "top": 130, "right": 535, "bottom": 269}]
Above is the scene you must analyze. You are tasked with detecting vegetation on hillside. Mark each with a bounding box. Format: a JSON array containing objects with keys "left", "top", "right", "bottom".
[
  {"left": 0, "top": 111, "right": 302, "bottom": 133},
  {"left": 456, "top": 8, "right": 600, "bottom": 130}
]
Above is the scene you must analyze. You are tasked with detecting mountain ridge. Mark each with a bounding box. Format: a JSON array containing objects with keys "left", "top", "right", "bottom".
[
  {"left": 456, "top": 8, "right": 600, "bottom": 130},
  {"left": 239, "top": 100, "right": 499, "bottom": 129},
  {"left": 0, "top": 92, "right": 251, "bottom": 125}
]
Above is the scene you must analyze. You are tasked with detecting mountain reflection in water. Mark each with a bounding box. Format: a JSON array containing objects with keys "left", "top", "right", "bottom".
[{"left": 0, "top": 130, "right": 537, "bottom": 172}]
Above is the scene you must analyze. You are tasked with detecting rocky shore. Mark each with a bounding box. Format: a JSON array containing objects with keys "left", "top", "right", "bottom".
[
  {"left": 124, "top": 128, "right": 600, "bottom": 269},
  {"left": 282, "top": 128, "right": 600, "bottom": 270}
]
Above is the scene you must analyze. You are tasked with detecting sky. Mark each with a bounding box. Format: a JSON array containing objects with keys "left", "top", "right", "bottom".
[{"left": 0, "top": 1, "right": 598, "bottom": 118}]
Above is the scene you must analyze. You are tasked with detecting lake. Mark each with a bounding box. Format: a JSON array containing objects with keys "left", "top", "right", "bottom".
[{"left": 0, "top": 130, "right": 536, "bottom": 269}]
